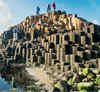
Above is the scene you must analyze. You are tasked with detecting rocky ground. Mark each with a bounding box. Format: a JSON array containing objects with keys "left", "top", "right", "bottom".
[
  {"left": 26, "top": 64, "right": 100, "bottom": 92},
  {"left": 26, "top": 65, "right": 73, "bottom": 92},
  {"left": 26, "top": 65, "right": 53, "bottom": 92}
]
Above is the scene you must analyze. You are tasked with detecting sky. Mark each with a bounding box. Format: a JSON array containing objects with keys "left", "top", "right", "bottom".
[{"left": 0, "top": 0, "right": 100, "bottom": 34}]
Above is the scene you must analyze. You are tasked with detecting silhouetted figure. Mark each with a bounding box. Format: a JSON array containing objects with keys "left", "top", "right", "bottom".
[
  {"left": 47, "top": 4, "right": 51, "bottom": 13},
  {"left": 36, "top": 6, "right": 40, "bottom": 15},
  {"left": 53, "top": 2, "right": 56, "bottom": 11}
]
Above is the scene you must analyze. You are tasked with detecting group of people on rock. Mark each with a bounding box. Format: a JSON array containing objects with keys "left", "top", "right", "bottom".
[{"left": 36, "top": 2, "right": 56, "bottom": 15}]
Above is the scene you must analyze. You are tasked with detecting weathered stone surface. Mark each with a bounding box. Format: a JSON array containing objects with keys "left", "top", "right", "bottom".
[{"left": 1, "top": 10, "right": 100, "bottom": 91}]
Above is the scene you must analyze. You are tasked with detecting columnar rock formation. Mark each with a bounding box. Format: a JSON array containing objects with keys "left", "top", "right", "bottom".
[{"left": 1, "top": 11, "right": 100, "bottom": 74}]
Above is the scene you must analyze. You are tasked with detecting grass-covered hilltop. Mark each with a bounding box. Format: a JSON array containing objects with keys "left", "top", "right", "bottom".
[{"left": 1, "top": 10, "right": 100, "bottom": 92}]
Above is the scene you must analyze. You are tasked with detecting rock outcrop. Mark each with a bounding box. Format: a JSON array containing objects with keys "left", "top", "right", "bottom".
[{"left": 1, "top": 10, "right": 100, "bottom": 92}]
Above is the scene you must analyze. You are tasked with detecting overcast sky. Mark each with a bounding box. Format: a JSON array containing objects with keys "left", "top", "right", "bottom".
[{"left": 0, "top": 0, "right": 100, "bottom": 34}]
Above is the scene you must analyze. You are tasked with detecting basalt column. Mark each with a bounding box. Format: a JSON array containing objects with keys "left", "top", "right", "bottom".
[
  {"left": 56, "top": 45, "right": 60, "bottom": 60},
  {"left": 30, "top": 48, "right": 33, "bottom": 64},
  {"left": 26, "top": 48, "right": 29, "bottom": 65},
  {"left": 60, "top": 47, "right": 65, "bottom": 72},
  {"left": 70, "top": 54, "right": 75, "bottom": 71}
]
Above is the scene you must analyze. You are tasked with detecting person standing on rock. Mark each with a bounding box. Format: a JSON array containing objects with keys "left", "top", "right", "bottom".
[
  {"left": 53, "top": 2, "right": 56, "bottom": 11},
  {"left": 47, "top": 4, "right": 51, "bottom": 13},
  {"left": 36, "top": 6, "right": 40, "bottom": 15}
]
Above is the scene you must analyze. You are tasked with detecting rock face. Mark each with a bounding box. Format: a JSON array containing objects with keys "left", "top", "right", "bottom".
[{"left": 1, "top": 10, "right": 100, "bottom": 91}]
